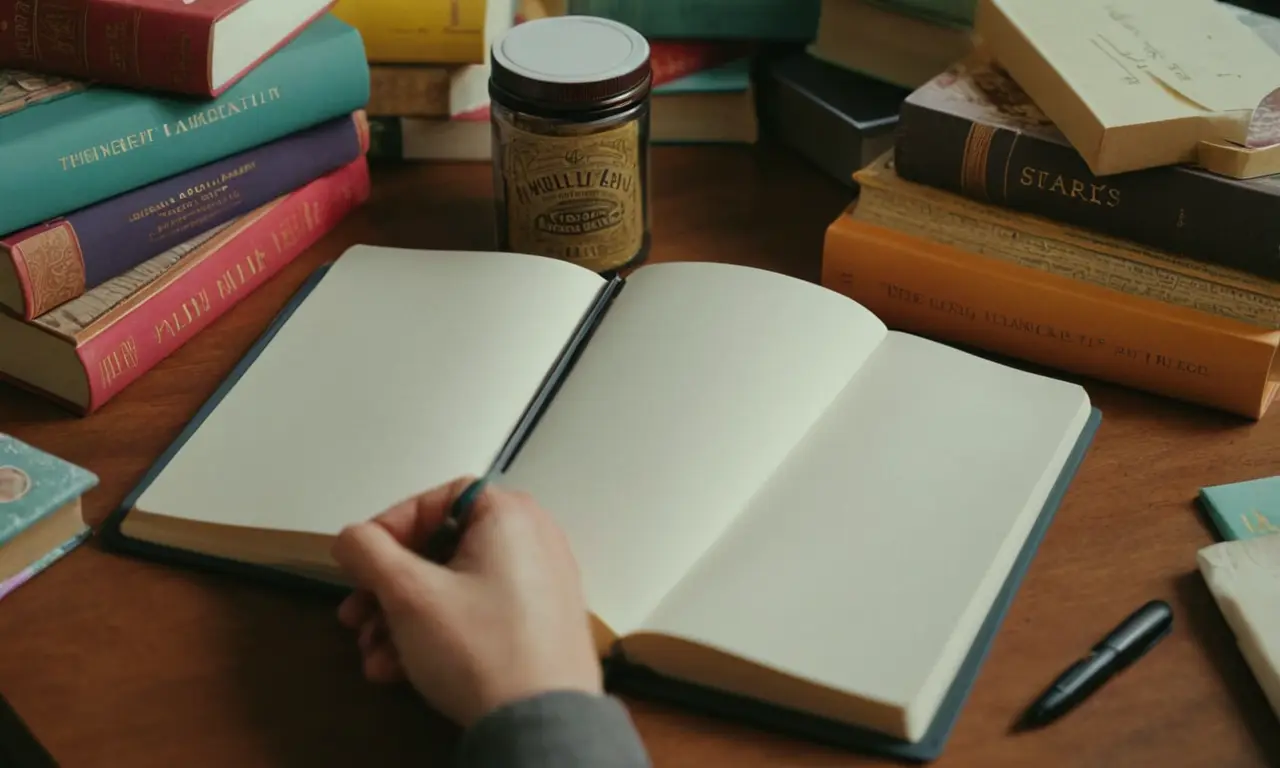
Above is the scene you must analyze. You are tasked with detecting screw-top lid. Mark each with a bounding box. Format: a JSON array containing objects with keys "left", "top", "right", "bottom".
[{"left": 490, "top": 16, "right": 652, "bottom": 110}]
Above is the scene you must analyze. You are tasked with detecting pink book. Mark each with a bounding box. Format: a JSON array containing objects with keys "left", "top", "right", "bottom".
[{"left": 0, "top": 157, "right": 370, "bottom": 414}]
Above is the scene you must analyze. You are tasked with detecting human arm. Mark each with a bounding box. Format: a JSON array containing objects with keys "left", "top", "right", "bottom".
[
  {"left": 330, "top": 477, "right": 651, "bottom": 768},
  {"left": 456, "top": 691, "right": 650, "bottom": 768}
]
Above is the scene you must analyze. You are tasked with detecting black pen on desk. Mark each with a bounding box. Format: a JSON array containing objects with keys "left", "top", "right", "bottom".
[
  {"left": 1014, "top": 599, "right": 1173, "bottom": 732},
  {"left": 422, "top": 475, "right": 492, "bottom": 564}
]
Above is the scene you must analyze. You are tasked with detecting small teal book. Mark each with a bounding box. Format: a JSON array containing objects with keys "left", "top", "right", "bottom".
[
  {"left": 0, "top": 14, "right": 370, "bottom": 237},
  {"left": 654, "top": 59, "right": 752, "bottom": 95},
  {"left": 1199, "top": 476, "right": 1280, "bottom": 541},
  {"left": 0, "top": 434, "right": 97, "bottom": 601},
  {"left": 567, "top": 0, "right": 821, "bottom": 40}
]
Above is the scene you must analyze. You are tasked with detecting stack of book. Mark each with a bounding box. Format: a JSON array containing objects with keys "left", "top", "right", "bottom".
[
  {"left": 352, "top": 0, "right": 785, "bottom": 161},
  {"left": 0, "top": 2, "right": 373, "bottom": 415},
  {"left": 807, "top": 0, "right": 975, "bottom": 90},
  {"left": 820, "top": 0, "right": 1280, "bottom": 420},
  {"left": 546, "top": 0, "right": 773, "bottom": 146},
  {"left": 334, "top": 0, "right": 518, "bottom": 161},
  {"left": 757, "top": 0, "right": 976, "bottom": 187}
]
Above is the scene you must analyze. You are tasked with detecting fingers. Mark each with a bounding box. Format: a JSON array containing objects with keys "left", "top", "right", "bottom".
[
  {"left": 358, "top": 613, "right": 388, "bottom": 653},
  {"left": 371, "top": 475, "right": 479, "bottom": 551},
  {"left": 357, "top": 614, "right": 404, "bottom": 684},
  {"left": 338, "top": 589, "right": 376, "bottom": 629},
  {"left": 362, "top": 644, "right": 404, "bottom": 684},
  {"left": 333, "top": 518, "right": 444, "bottom": 613}
]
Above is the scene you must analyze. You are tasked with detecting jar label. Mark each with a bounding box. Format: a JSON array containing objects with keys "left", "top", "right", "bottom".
[{"left": 499, "top": 120, "right": 644, "bottom": 272}]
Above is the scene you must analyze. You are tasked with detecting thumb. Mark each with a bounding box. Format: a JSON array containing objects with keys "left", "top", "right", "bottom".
[{"left": 333, "top": 520, "right": 446, "bottom": 613}]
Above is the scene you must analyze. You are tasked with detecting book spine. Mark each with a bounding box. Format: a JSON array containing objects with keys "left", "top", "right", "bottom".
[
  {"left": 853, "top": 170, "right": 1280, "bottom": 329},
  {"left": 893, "top": 99, "right": 1280, "bottom": 280},
  {"left": 565, "top": 0, "right": 820, "bottom": 39},
  {"left": 0, "top": 528, "right": 89, "bottom": 602},
  {"left": 72, "top": 157, "right": 371, "bottom": 414},
  {"left": 368, "top": 66, "right": 452, "bottom": 117},
  {"left": 0, "top": 0, "right": 216, "bottom": 95},
  {"left": 822, "top": 215, "right": 1280, "bottom": 419},
  {"left": 0, "top": 16, "right": 370, "bottom": 237},
  {"left": 3, "top": 112, "right": 367, "bottom": 320},
  {"left": 648, "top": 41, "right": 758, "bottom": 84},
  {"left": 331, "top": 0, "right": 491, "bottom": 64},
  {"left": 757, "top": 61, "right": 879, "bottom": 189}
]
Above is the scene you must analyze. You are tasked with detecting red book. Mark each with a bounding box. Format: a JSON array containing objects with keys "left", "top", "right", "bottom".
[
  {"left": 648, "top": 40, "right": 755, "bottom": 86},
  {"left": 0, "top": 0, "right": 336, "bottom": 96},
  {"left": 0, "top": 156, "right": 370, "bottom": 414},
  {"left": 448, "top": 39, "right": 753, "bottom": 122}
]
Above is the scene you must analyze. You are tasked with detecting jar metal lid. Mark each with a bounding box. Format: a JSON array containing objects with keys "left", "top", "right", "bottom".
[{"left": 490, "top": 16, "right": 652, "bottom": 110}]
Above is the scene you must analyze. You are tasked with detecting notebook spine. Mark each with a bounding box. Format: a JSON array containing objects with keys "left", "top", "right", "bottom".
[
  {"left": 493, "top": 275, "right": 627, "bottom": 473},
  {"left": 69, "top": 158, "right": 370, "bottom": 414},
  {"left": 821, "top": 215, "right": 1280, "bottom": 419}
]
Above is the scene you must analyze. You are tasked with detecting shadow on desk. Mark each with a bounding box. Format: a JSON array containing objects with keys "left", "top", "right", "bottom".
[
  {"left": 1173, "top": 572, "right": 1280, "bottom": 764},
  {"left": 213, "top": 581, "right": 456, "bottom": 767}
]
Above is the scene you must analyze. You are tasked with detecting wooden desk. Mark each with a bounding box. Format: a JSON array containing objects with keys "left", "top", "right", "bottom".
[{"left": 1, "top": 145, "right": 1278, "bottom": 768}]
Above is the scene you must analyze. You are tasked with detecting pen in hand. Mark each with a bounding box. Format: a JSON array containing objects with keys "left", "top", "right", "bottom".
[
  {"left": 1014, "top": 599, "right": 1173, "bottom": 731},
  {"left": 422, "top": 476, "right": 491, "bottom": 564}
]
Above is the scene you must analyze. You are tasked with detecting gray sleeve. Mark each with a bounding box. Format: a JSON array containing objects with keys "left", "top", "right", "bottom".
[{"left": 455, "top": 691, "right": 652, "bottom": 768}]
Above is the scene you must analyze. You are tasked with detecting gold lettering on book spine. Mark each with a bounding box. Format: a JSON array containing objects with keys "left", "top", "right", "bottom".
[
  {"left": 1242, "top": 509, "right": 1279, "bottom": 535},
  {"left": 9, "top": 1, "right": 36, "bottom": 60},
  {"left": 12, "top": 223, "right": 86, "bottom": 316},
  {"left": 30, "top": 0, "right": 88, "bottom": 67},
  {"left": 960, "top": 124, "right": 996, "bottom": 201},
  {"left": 98, "top": 336, "right": 139, "bottom": 390}
]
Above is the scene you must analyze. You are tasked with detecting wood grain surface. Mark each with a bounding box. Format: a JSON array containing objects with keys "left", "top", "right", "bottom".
[{"left": 1, "top": 144, "right": 1278, "bottom": 768}]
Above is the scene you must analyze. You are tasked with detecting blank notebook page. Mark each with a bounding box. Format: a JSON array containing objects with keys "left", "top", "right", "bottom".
[
  {"left": 502, "top": 261, "right": 890, "bottom": 637},
  {"left": 132, "top": 246, "right": 604, "bottom": 535},
  {"left": 638, "top": 332, "right": 1092, "bottom": 740}
]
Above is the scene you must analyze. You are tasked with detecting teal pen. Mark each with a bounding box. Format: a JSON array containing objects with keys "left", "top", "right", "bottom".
[{"left": 422, "top": 476, "right": 492, "bottom": 564}]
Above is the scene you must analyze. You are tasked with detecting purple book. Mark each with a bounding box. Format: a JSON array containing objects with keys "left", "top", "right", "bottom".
[{"left": 0, "top": 111, "right": 369, "bottom": 320}]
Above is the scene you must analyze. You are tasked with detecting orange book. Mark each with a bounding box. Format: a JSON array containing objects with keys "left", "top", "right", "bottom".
[{"left": 822, "top": 210, "right": 1280, "bottom": 418}]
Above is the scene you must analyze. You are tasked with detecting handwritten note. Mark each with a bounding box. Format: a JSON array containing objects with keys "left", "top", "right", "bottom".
[
  {"left": 989, "top": 0, "right": 1280, "bottom": 133},
  {"left": 1094, "top": 0, "right": 1278, "bottom": 112}
]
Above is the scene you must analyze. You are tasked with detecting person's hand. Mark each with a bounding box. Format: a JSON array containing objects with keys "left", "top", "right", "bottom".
[{"left": 331, "top": 476, "right": 604, "bottom": 727}]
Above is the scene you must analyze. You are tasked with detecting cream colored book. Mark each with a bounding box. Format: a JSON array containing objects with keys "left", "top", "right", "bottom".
[
  {"left": 1198, "top": 534, "right": 1280, "bottom": 723},
  {"left": 975, "top": 0, "right": 1280, "bottom": 178},
  {"left": 807, "top": 0, "right": 975, "bottom": 90},
  {"left": 104, "top": 246, "right": 1098, "bottom": 755}
]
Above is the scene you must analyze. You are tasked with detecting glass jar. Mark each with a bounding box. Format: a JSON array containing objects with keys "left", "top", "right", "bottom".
[{"left": 489, "top": 16, "right": 652, "bottom": 275}]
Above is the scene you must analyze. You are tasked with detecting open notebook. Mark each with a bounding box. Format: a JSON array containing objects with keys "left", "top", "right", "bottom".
[{"left": 103, "top": 246, "right": 1099, "bottom": 758}]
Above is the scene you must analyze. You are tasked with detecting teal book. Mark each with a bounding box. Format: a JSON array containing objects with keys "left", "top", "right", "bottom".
[
  {"left": 1199, "top": 476, "right": 1280, "bottom": 541},
  {"left": 651, "top": 58, "right": 757, "bottom": 145},
  {"left": 0, "top": 14, "right": 370, "bottom": 237},
  {"left": 654, "top": 58, "right": 752, "bottom": 95},
  {"left": 0, "top": 434, "right": 97, "bottom": 601},
  {"left": 567, "top": 0, "right": 821, "bottom": 40}
]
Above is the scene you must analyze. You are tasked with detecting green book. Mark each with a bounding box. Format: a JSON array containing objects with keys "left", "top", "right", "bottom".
[
  {"left": 0, "top": 14, "right": 370, "bottom": 237},
  {"left": 567, "top": 0, "right": 821, "bottom": 40},
  {"left": 0, "top": 434, "right": 97, "bottom": 601},
  {"left": 1199, "top": 476, "right": 1280, "bottom": 541}
]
